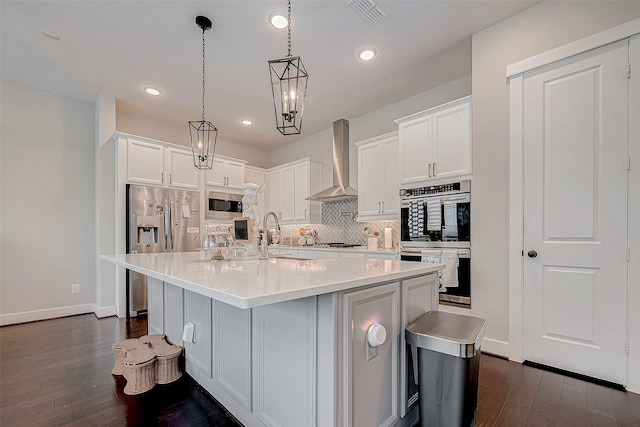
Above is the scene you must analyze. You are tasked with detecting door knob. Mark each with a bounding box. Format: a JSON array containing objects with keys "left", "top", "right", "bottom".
[{"left": 527, "top": 250, "right": 538, "bottom": 258}]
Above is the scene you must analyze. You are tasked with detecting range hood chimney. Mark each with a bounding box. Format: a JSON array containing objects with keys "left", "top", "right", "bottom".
[{"left": 308, "top": 119, "right": 358, "bottom": 202}]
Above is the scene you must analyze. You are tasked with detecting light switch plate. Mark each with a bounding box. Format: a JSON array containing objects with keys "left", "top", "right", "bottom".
[{"left": 182, "top": 322, "right": 195, "bottom": 342}]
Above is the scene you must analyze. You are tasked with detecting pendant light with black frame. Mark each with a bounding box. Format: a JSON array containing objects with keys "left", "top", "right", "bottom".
[
  {"left": 188, "top": 16, "right": 218, "bottom": 169},
  {"left": 268, "top": 0, "right": 308, "bottom": 135}
]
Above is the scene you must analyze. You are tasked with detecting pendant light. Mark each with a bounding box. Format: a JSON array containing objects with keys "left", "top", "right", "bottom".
[
  {"left": 268, "top": 0, "right": 308, "bottom": 135},
  {"left": 189, "top": 15, "right": 218, "bottom": 169}
]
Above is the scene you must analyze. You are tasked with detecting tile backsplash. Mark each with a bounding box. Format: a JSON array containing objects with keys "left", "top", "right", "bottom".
[{"left": 278, "top": 199, "right": 399, "bottom": 248}]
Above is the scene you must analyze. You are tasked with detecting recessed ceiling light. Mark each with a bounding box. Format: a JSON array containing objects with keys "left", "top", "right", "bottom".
[
  {"left": 269, "top": 12, "right": 288, "bottom": 29},
  {"left": 358, "top": 48, "right": 377, "bottom": 61},
  {"left": 241, "top": 119, "right": 253, "bottom": 125},
  {"left": 144, "top": 87, "right": 161, "bottom": 96}
]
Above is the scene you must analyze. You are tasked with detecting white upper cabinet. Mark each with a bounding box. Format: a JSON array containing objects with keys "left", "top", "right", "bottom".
[
  {"left": 127, "top": 138, "right": 201, "bottom": 190},
  {"left": 268, "top": 165, "right": 295, "bottom": 222},
  {"left": 268, "top": 159, "right": 321, "bottom": 225},
  {"left": 294, "top": 161, "right": 322, "bottom": 223},
  {"left": 167, "top": 148, "right": 200, "bottom": 189},
  {"left": 204, "top": 156, "right": 246, "bottom": 191},
  {"left": 127, "top": 139, "right": 165, "bottom": 185},
  {"left": 396, "top": 96, "right": 472, "bottom": 185},
  {"left": 356, "top": 132, "right": 399, "bottom": 221}
]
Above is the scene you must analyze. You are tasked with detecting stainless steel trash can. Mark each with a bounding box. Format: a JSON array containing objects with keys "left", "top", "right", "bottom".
[{"left": 406, "top": 311, "right": 486, "bottom": 427}]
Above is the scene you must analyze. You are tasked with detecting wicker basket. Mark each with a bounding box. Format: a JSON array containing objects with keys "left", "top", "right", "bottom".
[
  {"left": 153, "top": 341, "right": 183, "bottom": 384},
  {"left": 111, "top": 338, "right": 143, "bottom": 376},
  {"left": 113, "top": 334, "right": 183, "bottom": 393},
  {"left": 123, "top": 347, "right": 157, "bottom": 395},
  {"left": 139, "top": 334, "right": 166, "bottom": 345}
]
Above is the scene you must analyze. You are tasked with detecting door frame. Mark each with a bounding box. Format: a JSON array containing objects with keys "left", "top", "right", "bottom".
[{"left": 507, "top": 19, "right": 640, "bottom": 385}]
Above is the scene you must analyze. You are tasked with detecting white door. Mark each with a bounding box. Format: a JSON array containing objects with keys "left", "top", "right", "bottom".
[{"left": 522, "top": 40, "right": 628, "bottom": 384}]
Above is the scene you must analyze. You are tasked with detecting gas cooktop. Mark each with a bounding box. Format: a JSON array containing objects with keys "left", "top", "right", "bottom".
[{"left": 314, "top": 243, "right": 360, "bottom": 248}]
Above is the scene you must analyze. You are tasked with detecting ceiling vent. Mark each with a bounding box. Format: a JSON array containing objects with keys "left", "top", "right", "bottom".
[{"left": 346, "top": 0, "right": 386, "bottom": 24}]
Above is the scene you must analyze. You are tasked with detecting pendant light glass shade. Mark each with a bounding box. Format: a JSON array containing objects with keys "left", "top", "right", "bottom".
[
  {"left": 268, "top": 0, "right": 308, "bottom": 135},
  {"left": 268, "top": 56, "right": 308, "bottom": 135},
  {"left": 189, "top": 15, "right": 218, "bottom": 169},
  {"left": 189, "top": 120, "right": 218, "bottom": 169}
]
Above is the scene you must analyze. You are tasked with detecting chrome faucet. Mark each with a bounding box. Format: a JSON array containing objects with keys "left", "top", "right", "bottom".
[{"left": 263, "top": 211, "right": 281, "bottom": 244}]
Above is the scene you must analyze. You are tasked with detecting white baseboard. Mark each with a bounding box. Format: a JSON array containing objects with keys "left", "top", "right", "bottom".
[
  {"left": 94, "top": 305, "right": 117, "bottom": 318},
  {"left": 481, "top": 337, "right": 517, "bottom": 360},
  {"left": 0, "top": 303, "right": 96, "bottom": 326}
]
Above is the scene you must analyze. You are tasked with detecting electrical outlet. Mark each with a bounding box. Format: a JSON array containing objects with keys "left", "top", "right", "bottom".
[{"left": 71, "top": 283, "right": 80, "bottom": 294}]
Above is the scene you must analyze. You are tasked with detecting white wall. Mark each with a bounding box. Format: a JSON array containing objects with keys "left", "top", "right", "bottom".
[
  {"left": 472, "top": 2, "right": 640, "bottom": 358},
  {"left": 116, "top": 109, "right": 271, "bottom": 168},
  {"left": 0, "top": 79, "right": 96, "bottom": 324}
]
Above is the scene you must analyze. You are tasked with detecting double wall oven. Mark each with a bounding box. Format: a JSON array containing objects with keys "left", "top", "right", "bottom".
[{"left": 400, "top": 180, "right": 471, "bottom": 307}]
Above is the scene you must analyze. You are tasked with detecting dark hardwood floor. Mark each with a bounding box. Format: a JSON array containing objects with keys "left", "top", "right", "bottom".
[{"left": 1, "top": 313, "right": 639, "bottom": 426}]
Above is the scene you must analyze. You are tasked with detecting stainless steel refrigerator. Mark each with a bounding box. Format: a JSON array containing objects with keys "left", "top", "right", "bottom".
[{"left": 126, "top": 184, "right": 201, "bottom": 316}]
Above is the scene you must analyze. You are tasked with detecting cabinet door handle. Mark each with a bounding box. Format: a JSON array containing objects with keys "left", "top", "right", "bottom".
[
  {"left": 169, "top": 173, "right": 172, "bottom": 185},
  {"left": 161, "top": 172, "right": 164, "bottom": 183},
  {"left": 381, "top": 200, "right": 385, "bottom": 213},
  {"left": 304, "top": 208, "right": 307, "bottom": 218},
  {"left": 428, "top": 163, "right": 432, "bottom": 178},
  {"left": 433, "top": 162, "right": 438, "bottom": 176}
]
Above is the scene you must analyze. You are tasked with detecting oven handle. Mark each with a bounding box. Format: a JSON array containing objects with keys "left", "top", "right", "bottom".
[
  {"left": 401, "top": 248, "right": 470, "bottom": 258},
  {"left": 400, "top": 193, "right": 470, "bottom": 206}
]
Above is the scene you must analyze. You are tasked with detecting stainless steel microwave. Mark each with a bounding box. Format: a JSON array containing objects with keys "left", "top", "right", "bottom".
[{"left": 205, "top": 191, "right": 243, "bottom": 220}]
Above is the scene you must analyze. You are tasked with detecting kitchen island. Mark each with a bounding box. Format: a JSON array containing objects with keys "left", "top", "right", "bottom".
[{"left": 103, "top": 251, "right": 442, "bottom": 427}]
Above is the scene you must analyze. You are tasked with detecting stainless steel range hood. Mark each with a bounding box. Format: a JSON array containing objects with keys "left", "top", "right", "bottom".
[{"left": 308, "top": 119, "right": 358, "bottom": 202}]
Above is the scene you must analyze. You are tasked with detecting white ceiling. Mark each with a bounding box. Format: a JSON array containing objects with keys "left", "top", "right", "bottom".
[{"left": 1, "top": 1, "right": 537, "bottom": 149}]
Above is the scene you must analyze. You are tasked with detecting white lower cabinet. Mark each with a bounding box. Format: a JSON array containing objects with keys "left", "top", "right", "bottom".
[
  {"left": 184, "top": 290, "right": 212, "bottom": 378},
  {"left": 343, "top": 282, "right": 400, "bottom": 427}
]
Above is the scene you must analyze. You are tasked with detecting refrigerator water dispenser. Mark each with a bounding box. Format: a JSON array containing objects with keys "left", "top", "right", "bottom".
[{"left": 136, "top": 216, "right": 159, "bottom": 244}]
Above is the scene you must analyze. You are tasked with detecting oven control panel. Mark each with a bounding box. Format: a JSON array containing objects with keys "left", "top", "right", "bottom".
[{"left": 400, "top": 180, "right": 469, "bottom": 198}]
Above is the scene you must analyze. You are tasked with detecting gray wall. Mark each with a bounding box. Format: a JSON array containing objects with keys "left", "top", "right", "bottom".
[{"left": 0, "top": 79, "right": 96, "bottom": 322}]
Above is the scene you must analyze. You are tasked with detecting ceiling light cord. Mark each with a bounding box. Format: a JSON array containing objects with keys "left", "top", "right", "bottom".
[
  {"left": 201, "top": 29, "right": 206, "bottom": 122},
  {"left": 287, "top": 0, "right": 292, "bottom": 57}
]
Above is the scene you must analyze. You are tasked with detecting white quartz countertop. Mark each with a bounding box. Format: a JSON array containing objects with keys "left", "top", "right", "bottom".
[
  {"left": 102, "top": 252, "right": 440, "bottom": 309},
  {"left": 270, "top": 245, "right": 399, "bottom": 255}
]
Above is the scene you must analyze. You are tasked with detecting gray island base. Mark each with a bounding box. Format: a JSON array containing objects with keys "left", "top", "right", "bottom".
[{"left": 103, "top": 252, "right": 443, "bottom": 426}]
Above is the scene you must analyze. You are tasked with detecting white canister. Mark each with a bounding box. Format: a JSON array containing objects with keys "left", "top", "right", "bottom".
[
  {"left": 384, "top": 228, "right": 392, "bottom": 250},
  {"left": 368, "top": 237, "right": 378, "bottom": 251}
]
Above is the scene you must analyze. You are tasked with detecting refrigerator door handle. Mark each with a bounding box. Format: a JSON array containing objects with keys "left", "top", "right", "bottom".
[
  {"left": 170, "top": 198, "right": 176, "bottom": 251},
  {"left": 164, "top": 199, "right": 171, "bottom": 251}
]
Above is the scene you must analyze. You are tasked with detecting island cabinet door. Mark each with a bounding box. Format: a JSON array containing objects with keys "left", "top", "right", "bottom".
[
  {"left": 254, "top": 297, "right": 317, "bottom": 427},
  {"left": 400, "top": 274, "right": 438, "bottom": 417},
  {"left": 211, "top": 300, "right": 252, "bottom": 411},
  {"left": 343, "top": 282, "right": 400, "bottom": 427},
  {"left": 183, "top": 290, "right": 212, "bottom": 378},
  {"left": 163, "top": 283, "right": 184, "bottom": 346},
  {"left": 147, "top": 278, "right": 164, "bottom": 335}
]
